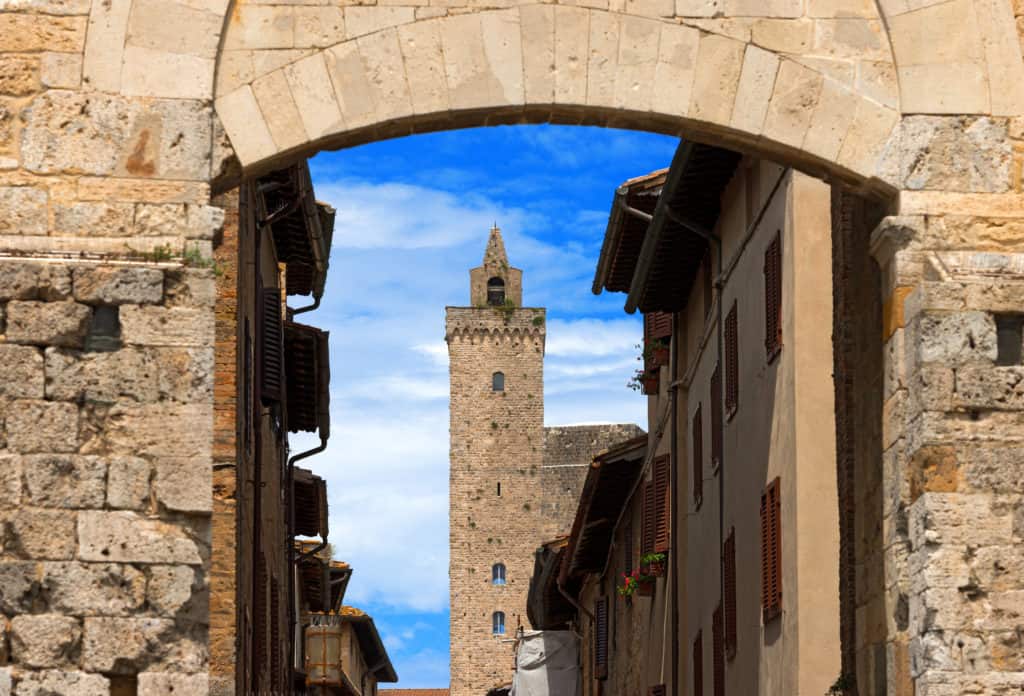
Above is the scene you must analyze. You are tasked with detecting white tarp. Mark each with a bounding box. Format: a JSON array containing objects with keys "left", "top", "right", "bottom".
[{"left": 510, "top": 630, "right": 580, "bottom": 696}]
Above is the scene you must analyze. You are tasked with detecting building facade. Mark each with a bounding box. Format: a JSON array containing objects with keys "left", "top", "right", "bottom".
[{"left": 447, "top": 228, "right": 641, "bottom": 696}]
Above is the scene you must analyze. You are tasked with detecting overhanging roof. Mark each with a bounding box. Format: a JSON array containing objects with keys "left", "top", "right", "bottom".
[
  {"left": 625, "top": 141, "right": 742, "bottom": 314},
  {"left": 527, "top": 536, "right": 579, "bottom": 630},
  {"left": 257, "top": 163, "right": 334, "bottom": 298},
  {"left": 560, "top": 435, "right": 648, "bottom": 584},
  {"left": 341, "top": 606, "right": 399, "bottom": 683},
  {"left": 592, "top": 169, "right": 667, "bottom": 295}
]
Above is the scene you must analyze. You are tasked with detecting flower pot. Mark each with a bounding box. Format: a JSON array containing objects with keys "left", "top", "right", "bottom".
[
  {"left": 636, "top": 579, "right": 655, "bottom": 596},
  {"left": 643, "top": 561, "right": 666, "bottom": 578},
  {"left": 650, "top": 346, "right": 669, "bottom": 367},
  {"left": 642, "top": 375, "right": 659, "bottom": 395}
]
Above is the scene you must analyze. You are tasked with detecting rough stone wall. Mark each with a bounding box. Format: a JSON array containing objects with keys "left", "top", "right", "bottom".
[
  {"left": 447, "top": 306, "right": 547, "bottom": 696},
  {"left": 540, "top": 424, "right": 644, "bottom": 537},
  {"left": 0, "top": 259, "right": 214, "bottom": 695}
]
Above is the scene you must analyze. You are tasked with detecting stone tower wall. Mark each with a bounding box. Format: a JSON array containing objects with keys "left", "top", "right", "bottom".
[{"left": 447, "top": 306, "right": 546, "bottom": 696}]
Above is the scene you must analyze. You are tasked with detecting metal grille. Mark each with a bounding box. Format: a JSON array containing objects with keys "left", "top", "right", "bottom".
[{"left": 594, "top": 598, "right": 609, "bottom": 680}]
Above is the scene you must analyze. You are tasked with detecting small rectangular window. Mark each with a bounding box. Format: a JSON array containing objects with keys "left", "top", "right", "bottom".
[
  {"left": 725, "top": 302, "right": 739, "bottom": 418},
  {"left": 764, "top": 232, "right": 782, "bottom": 361},
  {"left": 692, "top": 405, "right": 703, "bottom": 508},
  {"left": 995, "top": 314, "right": 1024, "bottom": 365},
  {"left": 761, "top": 477, "right": 782, "bottom": 623}
]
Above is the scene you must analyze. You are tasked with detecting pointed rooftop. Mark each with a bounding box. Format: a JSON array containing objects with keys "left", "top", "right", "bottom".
[{"left": 468, "top": 224, "right": 523, "bottom": 307}]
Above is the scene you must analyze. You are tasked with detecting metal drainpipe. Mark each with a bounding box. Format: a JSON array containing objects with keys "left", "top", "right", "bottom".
[{"left": 291, "top": 295, "right": 321, "bottom": 316}]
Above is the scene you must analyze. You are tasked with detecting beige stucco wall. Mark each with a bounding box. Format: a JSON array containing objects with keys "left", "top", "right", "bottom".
[{"left": 675, "top": 163, "right": 839, "bottom": 695}]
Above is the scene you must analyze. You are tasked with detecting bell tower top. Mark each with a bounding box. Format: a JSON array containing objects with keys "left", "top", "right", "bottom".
[{"left": 470, "top": 224, "right": 523, "bottom": 307}]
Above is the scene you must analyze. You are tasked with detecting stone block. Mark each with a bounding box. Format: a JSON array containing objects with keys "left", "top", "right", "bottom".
[
  {"left": 22, "top": 455, "right": 106, "bottom": 509},
  {"left": 0, "top": 14, "right": 86, "bottom": 52},
  {"left": 651, "top": 23, "right": 700, "bottom": 117},
  {"left": 901, "top": 116, "right": 1012, "bottom": 193},
  {"left": 77, "top": 511, "right": 203, "bottom": 565},
  {"left": 954, "top": 366, "right": 1024, "bottom": 411},
  {"left": 224, "top": 4, "right": 295, "bottom": 50},
  {"left": 5, "top": 400, "right": 78, "bottom": 454},
  {"left": 163, "top": 269, "right": 216, "bottom": 309},
  {"left": 10, "top": 615, "right": 81, "bottom": 668},
  {"left": 155, "top": 458, "right": 212, "bottom": 513},
  {"left": 553, "top": 7, "right": 589, "bottom": 105},
  {"left": 14, "top": 670, "right": 109, "bottom": 696},
  {"left": 52, "top": 202, "right": 134, "bottom": 237},
  {"left": 40, "top": 562, "right": 146, "bottom": 616},
  {"left": 120, "top": 306, "right": 214, "bottom": 347},
  {"left": 0, "top": 455, "right": 21, "bottom": 509},
  {"left": 295, "top": 6, "right": 347, "bottom": 47},
  {"left": 5, "top": 302, "right": 91, "bottom": 349},
  {"left": 134, "top": 203, "right": 188, "bottom": 237},
  {"left": 0, "top": 55, "right": 40, "bottom": 96},
  {"left": 0, "top": 263, "right": 71, "bottom": 302},
  {"left": 730, "top": 43, "right": 778, "bottom": 135},
  {"left": 910, "top": 493, "right": 1015, "bottom": 549},
  {"left": 156, "top": 348, "right": 214, "bottom": 402},
  {"left": 8, "top": 508, "right": 77, "bottom": 560},
  {"left": 0, "top": 667, "right": 8, "bottom": 696},
  {"left": 0, "top": 562, "right": 41, "bottom": 614},
  {"left": 72, "top": 267, "right": 164, "bottom": 306},
  {"left": 252, "top": 69, "right": 309, "bottom": 151},
  {"left": 106, "top": 456, "right": 152, "bottom": 510},
  {"left": 81, "top": 617, "right": 183, "bottom": 673},
  {"left": 214, "top": 86, "right": 278, "bottom": 168},
  {"left": 95, "top": 402, "right": 211, "bottom": 459},
  {"left": 763, "top": 59, "right": 823, "bottom": 150},
  {"left": 962, "top": 445, "right": 1024, "bottom": 495},
  {"left": 40, "top": 52, "right": 83, "bottom": 90},
  {"left": 146, "top": 565, "right": 200, "bottom": 618},
  {"left": 751, "top": 18, "right": 812, "bottom": 53},
  {"left": 358, "top": 27, "right": 415, "bottom": 123},
  {"left": 916, "top": 311, "right": 998, "bottom": 366},
  {"left": 0, "top": 346, "right": 44, "bottom": 398},
  {"left": 44, "top": 348, "right": 160, "bottom": 403},
  {"left": 139, "top": 672, "right": 209, "bottom": 696},
  {"left": 612, "top": 16, "right": 660, "bottom": 111},
  {"left": 285, "top": 53, "right": 345, "bottom": 141},
  {"left": 688, "top": 32, "right": 744, "bottom": 124},
  {"left": 125, "top": 0, "right": 222, "bottom": 59},
  {"left": 0, "top": 186, "right": 48, "bottom": 236}
]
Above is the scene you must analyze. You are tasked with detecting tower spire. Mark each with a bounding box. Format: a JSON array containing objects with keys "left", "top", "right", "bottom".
[{"left": 483, "top": 223, "right": 509, "bottom": 268}]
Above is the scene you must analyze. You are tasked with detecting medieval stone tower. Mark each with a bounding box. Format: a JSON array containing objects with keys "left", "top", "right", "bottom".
[
  {"left": 447, "top": 226, "right": 546, "bottom": 696},
  {"left": 446, "top": 228, "right": 642, "bottom": 696}
]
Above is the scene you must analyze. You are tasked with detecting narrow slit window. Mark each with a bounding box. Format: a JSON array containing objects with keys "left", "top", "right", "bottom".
[
  {"left": 496, "top": 482, "right": 501, "bottom": 497},
  {"left": 492, "top": 611, "right": 506, "bottom": 634},
  {"left": 487, "top": 277, "right": 506, "bottom": 306},
  {"left": 995, "top": 314, "right": 1024, "bottom": 365},
  {"left": 492, "top": 372, "right": 505, "bottom": 391}
]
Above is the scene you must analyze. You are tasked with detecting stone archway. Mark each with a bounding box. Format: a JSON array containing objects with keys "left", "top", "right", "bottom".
[{"left": 0, "top": 0, "right": 1022, "bottom": 694}]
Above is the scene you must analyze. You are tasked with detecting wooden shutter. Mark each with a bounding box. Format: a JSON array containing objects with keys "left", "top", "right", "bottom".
[
  {"left": 725, "top": 302, "right": 738, "bottom": 416},
  {"left": 645, "top": 311, "right": 673, "bottom": 341},
  {"left": 253, "top": 554, "right": 267, "bottom": 676},
  {"left": 653, "top": 455, "right": 671, "bottom": 553},
  {"left": 693, "top": 631, "right": 703, "bottom": 696},
  {"left": 259, "top": 287, "right": 284, "bottom": 404},
  {"left": 692, "top": 405, "right": 703, "bottom": 507},
  {"left": 624, "top": 519, "right": 633, "bottom": 579},
  {"left": 594, "top": 597, "right": 609, "bottom": 680},
  {"left": 270, "top": 576, "right": 281, "bottom": 690},
  {"left": 723, "top": 529, "right": 737, "bottom": 659},
  {"left": 761, "top": 477, "right": 782, "bottom": 622},
  {"left": 713, "top": 604, "right": 724, "bottom": 696},
  {"left": 641, "top": 481, "right": 655, "bottom": 555},
  {"left": 764, "top": 232, "right": 782, "bottom": 360},
  {"left": 710, "top": 363, "right": 723, "bottom": 470}
]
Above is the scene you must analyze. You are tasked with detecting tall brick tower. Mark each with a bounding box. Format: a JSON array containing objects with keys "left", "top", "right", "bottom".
[{"left": 447, "top": 226, "right": 546, "bottom": 696}]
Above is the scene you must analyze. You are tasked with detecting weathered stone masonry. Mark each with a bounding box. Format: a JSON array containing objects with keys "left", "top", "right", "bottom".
[{"left": 0, "top": 0, "right": 1022, "bottom": 693}]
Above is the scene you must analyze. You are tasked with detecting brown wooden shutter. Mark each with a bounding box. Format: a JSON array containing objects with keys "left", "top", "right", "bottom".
[
  {"left": 624, "top": 519, "right": 633, "bottom": 579},
  {"left": 693, "top": 631, "right": 703, "bottom": 696},
  {"left": 641, "top": 481, "right": 655, "bottom": 555},
  {"left": 723, "top": 529, "right": 737, "bottom": 659},
  {"left": 692, "top": 405, "right": 703, "bottom": 507},
  {"left": 594, "top": 597, "right": 609, "bottom": 680},
  {"left": 259, "top": 287, "right": 284, "bottom": 404},
  {"left": 254, "top": 554, "right": 267, "bottom": 675},
  {"left": 761, "top": 477, "right": 782, "bottom": 622},
  {"left": 764, "top": 232, "right": 782, "bottom": 360},
  {"left": 713, "top": 603, "right": 724, "bottom": 696},
  {"left": 725, "top": 302, "right": 738, "bottom": 416},
  {"left": 645, "top": 311, "right": 673, "bottom": 341},
  {"left": 653, "top": 455, "right": 671, "bottom": 553},
  {"left": 710, "top": 363, "right": 722, "bottom": 470},
  {"left": 270, "top": 576, "right": 281, "bottom": 690}
]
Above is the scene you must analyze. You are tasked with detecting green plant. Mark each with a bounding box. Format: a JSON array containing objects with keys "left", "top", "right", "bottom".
[
  {"left": 493, "top": 297, "right": 517, "bottom": 322},
  {"left": 640, "top": 552, "right": 666, "bottom": 566},
  {"left": 643, "top": 337, "right": 669, "bottom": 362},
  {"left": 144, "top": 244, "right": 175, "bottom": 263},
  {"left": 491, "top": 421, "right": 498, "bottom": 430},
  {"left": 532, "top": 315, "right": 544, "bottom": 327},
  {"left": 617, "top": 568, "right": 656, "bottom": 597}
]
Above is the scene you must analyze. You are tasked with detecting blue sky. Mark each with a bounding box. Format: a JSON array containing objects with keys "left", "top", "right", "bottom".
[{"left": 293, "top": 125, "right": 677, "bottom": 688}]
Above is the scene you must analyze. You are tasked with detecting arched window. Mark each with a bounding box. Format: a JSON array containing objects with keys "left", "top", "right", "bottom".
[
  {"left": 487, "top": 277, "right": 506, "bottom": 306},
  {"left": 492, "top": 372, "right": 505, "bottom": 391},
  {"left": 492, "top": 563, "right": 506, "bottom": 585},
  {"left": 492, "top": 611, "right": 506, "bottom": 635}
]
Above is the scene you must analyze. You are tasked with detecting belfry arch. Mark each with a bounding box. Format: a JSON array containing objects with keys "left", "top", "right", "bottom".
[{"left": 0, "top": 0, "right": 1020, "bottom": 694}]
